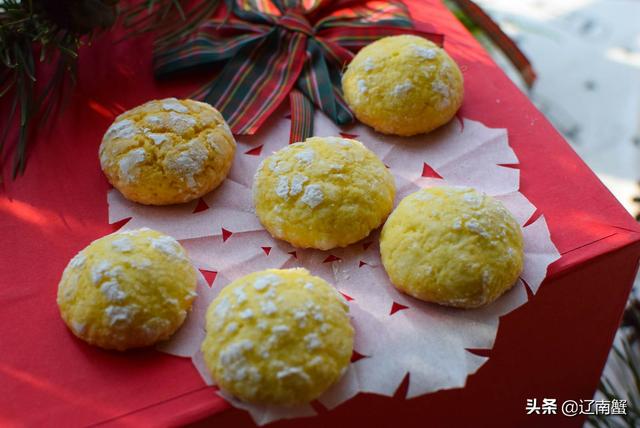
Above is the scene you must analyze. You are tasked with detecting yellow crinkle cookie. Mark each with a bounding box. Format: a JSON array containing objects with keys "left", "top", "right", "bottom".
[
  {"left": 57, "top": 228, "right": 197, "bottom": 350},
  {"left": 342, "top": 35, "right": 464, "bottom": 136},
  {"left": 380, "top": 187, "right": 524, "bottom": 308},
  {"left": 201, "top": 268, "right": 353, "bottom": 405},
  {"left": 252, "top": 136, "right": 395, "bottom": 250},
  {"left": 99, "top": 98, "right": 236, "bottom": 205}
]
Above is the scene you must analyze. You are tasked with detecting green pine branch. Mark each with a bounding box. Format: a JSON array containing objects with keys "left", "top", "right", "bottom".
[{"left": 0, "top": 0, "right": 222, "bottom": 181}]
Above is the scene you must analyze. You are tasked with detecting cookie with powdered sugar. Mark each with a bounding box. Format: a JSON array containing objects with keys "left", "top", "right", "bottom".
[
  {"left": 342, "top": 35, "right": 464, "bottom": 136},
  {"left": 380, "top": 187, "right": 524, "bottom": 308},
  {"left": 201, "top": 268, "right": 353, "bottom": 405},
  {"left": 99, "top": 98, "right": 235, "bottom": 205},
  {"left": 57, "top": 228, "right": 197, "bottom": 350},
  {"left": 252, "top": 136, "right": 395, "bottom": 250}
]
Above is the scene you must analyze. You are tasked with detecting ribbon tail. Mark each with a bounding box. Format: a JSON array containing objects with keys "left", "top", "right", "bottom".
[
  {"left": 288, "top": 89, "right": 314, "bottom": 144},
  {"left": 154, "top": 19, "right": 270, "bottom": 76},
  {"left": 317, "top": 25, "right": 444, "bottom": 50},
  {"left": 297, "top": 38, "right": 354, "bottom": 127},
  {"left": 204, "top": 27, "right": 308, "bottom": 134}
]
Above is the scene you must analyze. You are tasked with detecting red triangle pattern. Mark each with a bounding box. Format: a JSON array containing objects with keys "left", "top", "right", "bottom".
[
  {"left": 110, "top": 217, "right": 131, "bottom": 232},
  {"left": 350, "top": 350, "right": 367, "bottom": 363},
  {"left": 192, "top": 198, "right": 209, "bottom": 213},
  {"left": 288, "top": 251, "right": 297, "bottom": 259},
  {"left": 261, "top": 246, "right": 271, "bottom": 255},
  {"left": 498, "top": 163, "right": 519, "bottom": 170},
  {"left": 340, "top": 292, "right": 354, "bottom": 301},
  {"left": 390, "top": 301, "right": 409, "bottom": 315},
  {"left": 466, "top": 348, "right": 491, "bottom": 358},
  {"left": 421, "top": 162, "right": 443, "bottom": 179},
  {"left": 199, "top": 269, "right": 217, "bottom": 287},
  {"left": 221, "top": 228, "right": 232, "bottom": 242},
  {"left": 339, "top": 132, "right": 358, "bottom": 139},
  {"left": 358, "top": 261, "right": 368, "bottom": 267},
  {"left": 322, "top": 255, "right": 342, "bottom": 263},
  {"left": 244, "top": 145, "right": 263, "bottom": 156}
]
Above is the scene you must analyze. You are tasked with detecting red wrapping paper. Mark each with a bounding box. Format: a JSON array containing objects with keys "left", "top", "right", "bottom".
[{"left": 1, "top": 0, "right": 639, "bottom": 426}]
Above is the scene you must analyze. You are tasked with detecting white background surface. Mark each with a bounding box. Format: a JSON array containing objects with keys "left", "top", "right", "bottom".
[{"left": 474, "top": 0, "right": 640, "bottom": 215}]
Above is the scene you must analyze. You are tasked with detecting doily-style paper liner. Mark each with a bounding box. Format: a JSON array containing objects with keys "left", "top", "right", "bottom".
[{"left": 108, "top": 110, "right": 560, "bottom": 425}]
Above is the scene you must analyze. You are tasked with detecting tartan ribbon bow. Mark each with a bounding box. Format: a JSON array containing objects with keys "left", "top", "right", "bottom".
[{"left": 154, "top": 0, "right": 443, "bottom": 142}]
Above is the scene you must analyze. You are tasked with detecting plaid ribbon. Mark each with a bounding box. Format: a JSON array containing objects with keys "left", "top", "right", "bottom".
[{"left": 154, "top": 0, "right": 443, "bottom": 142}]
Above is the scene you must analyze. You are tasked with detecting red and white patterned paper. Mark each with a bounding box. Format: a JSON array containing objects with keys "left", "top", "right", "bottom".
[{"left": 108, "top": 108, "right": 560, "bottom": 425}]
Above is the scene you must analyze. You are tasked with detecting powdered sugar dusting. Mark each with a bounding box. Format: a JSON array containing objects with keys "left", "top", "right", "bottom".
[
  {"left": 301, "top": 184, "right": 323, "bottom": 208},
  {"left": 72, "top": 321, "right": 86, "bottom": 335},
  {"left": 357, "top": 79, "right": 368, "bottom": 94},
  {"left": 465, "top": 219, "right": 491, "bottom": 239},
  {"left": 239, "top": 308, "right": 254, "bottom": 319},
  {"left": 100, "top": 279, "right": 126, "bottom": 302},
  {"left": 107, "top": 119, "right": 137, "bottom": 139},
  {"left": 91, "top": 260, "right": 112, "bottom": 284},
  {"left": 289, "top": 174, "right": 308, "bottom": 196},
  {"left": 275, "top": 176, "right": 289, "bottom": 199},
  {"left": 452, "top": 218, "right": 462, "bottom": 230},
  {"left": 215, "top": 296, "right": 232, "bottom": 319},
  {"left": 162, "top": 99, "right": 189, "bottom": 113},
  {"left": 146, "top": 115, "right": 163, "bottom": 127},
  {"left": 276, "top": 366, "right": 310, "bottom": 382},
  {"left": 220, "top": 340, "right": 253, "bottom": 364},
  {"left": 412, "top": 45, "right": 437, "bottom": 60},
  {"left": 168, "top": 112, "right": 197, "bottom": 134},
  {"left": 105, "top": 305, "right": 136, "bottom": 326},
  {"left": 482, "top": 270, "right": 492, "bottom": 285},
  {"left": 234, "top": 286, "right": 248, "bottom": 304},
  {"left": 432, "top": 80, "right": 451, "bottom": 98},
  {"left": 148, "top": 133, "right": 169, "bottom": 145},
  {"left": 150, "top": 235, "right": 182, "bottom": 257},
  {"left": 269, "top": 158, "right": 292, "bottom": 174},
  {"left": 363, "top": 57, "right": 376, "bottom": 71},
  {"left": 392, "top": 80, "right": 413, "bottom": 96},
  {"left": 304, "top": 333, "right": 322, "bottom": 350},
  {"left": 118, "top": 148, "right": 146, "bottom": 182},
  {"left": 112, "top": 237, "right": 133, "bottom": 252},
  {"left": 260, "top": 300, "right": 277, "bottom": 315},
  {"left": 219, "top": 340, "right": 259, "bottom": 382},
  {"left": 69, "top": 252, "right": 86, "bottom": 269},
  {"left": 421, "top": 64, "right": 437, "bottom": 79},
  {"left": 226, "top": 322, "right": 238, "bottom": 334},
  {"left": 253, "top": 274, "right": 280, "bottom": 290},
  {"left": 131, "top": 258, "right": 152, "bottom": 269},
  {"left": 463, "top": 192, "right": 483, "bottom": 207},
  {"left": 295, "top": 150, "right": 314, "bottom": 165},
  {"left": 165, "top": 139, "right": 208, "bottom": 188}
]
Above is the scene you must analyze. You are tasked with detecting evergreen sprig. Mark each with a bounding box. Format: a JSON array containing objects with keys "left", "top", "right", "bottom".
[
  {"left": 119, "top": 0, "right": 220, "bottom": 47},
  {"left": 0, "top": 0, "right": 116, "bottom": 180},
  {"left": 0, "top": 0, "right": 221, "bottom": 181}
]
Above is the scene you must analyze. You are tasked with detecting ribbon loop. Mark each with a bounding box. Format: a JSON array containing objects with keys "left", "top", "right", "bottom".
[
  {"left": 276, "top": 10, "right": 314, "bottom": 36},
  {"left": 155, "top": 1, "right": 442, "bottom": 136}
]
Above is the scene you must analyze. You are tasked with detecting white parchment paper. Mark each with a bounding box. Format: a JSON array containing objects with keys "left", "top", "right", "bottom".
[{"left": 108, "top": 109, "right": 560, "bottom": 425}]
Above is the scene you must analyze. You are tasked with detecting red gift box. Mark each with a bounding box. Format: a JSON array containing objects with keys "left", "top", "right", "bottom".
[{"left": 1, "top": 0, "right": 638, "bottom": 427}]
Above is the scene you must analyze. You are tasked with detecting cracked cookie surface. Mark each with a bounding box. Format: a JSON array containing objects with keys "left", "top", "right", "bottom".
[{"left": 99, "top": 98, "right": 236, "bottom": 205}]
